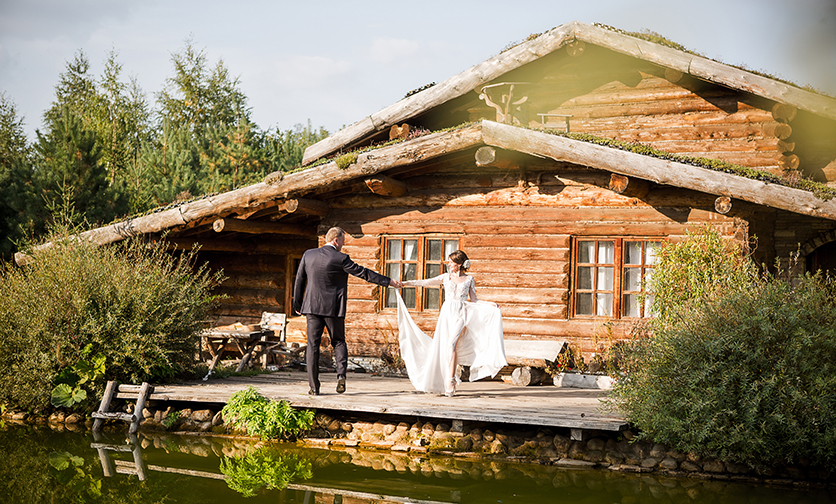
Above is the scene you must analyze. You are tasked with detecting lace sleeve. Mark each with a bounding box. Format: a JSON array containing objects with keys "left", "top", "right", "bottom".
[
  {"left": 467, "top": 276, "right": 478, "bottom": 302},
  {"left": 403, "top": 274, "right": 444, "bottom": 288}
]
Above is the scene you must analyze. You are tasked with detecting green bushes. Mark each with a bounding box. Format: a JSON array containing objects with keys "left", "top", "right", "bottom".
[
  {"left": 610, "top": 226, "right": 836, "bottom": 468},
  {"left": 0, "top": 234, "right": 223, "bottom": 413},
  {"left": 221, "top": 386, "right": 314, "bottom": 440}
]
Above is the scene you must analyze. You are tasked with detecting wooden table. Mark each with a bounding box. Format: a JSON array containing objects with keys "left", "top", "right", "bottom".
[{"left": 200, "top": 328, "right": 275, "bottom": 379}]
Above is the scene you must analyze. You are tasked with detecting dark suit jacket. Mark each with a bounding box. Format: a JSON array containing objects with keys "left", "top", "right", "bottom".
[{"left": 293, "top": 244, "right": 390, "bottom": 318}]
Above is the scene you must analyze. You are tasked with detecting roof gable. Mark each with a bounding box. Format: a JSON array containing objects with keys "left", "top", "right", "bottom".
[{"left": 302, "top": 21, "right": 836, "bottom": 165}]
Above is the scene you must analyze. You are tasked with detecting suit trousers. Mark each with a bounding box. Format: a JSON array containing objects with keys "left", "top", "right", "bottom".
[{"left": 305, "top": 314, "right": 347, "bottom": 392}]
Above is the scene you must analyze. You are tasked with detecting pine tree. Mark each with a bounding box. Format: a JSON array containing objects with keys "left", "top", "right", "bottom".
[
  {"left": 33, "top": 107, "right": 128, "bottom": 230},
  {"left": 0, "top": 93, "right": 34, "bottom": 259}
]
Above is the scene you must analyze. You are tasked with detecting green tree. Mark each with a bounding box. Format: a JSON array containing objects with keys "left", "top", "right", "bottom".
[
  {"left": 44, "top": 50, "right": 152, "bottom": 214},
  {"left": 33, "top": 106, "right": 128, "bottom": 230},
  {"left": 0, "top": 93, "right": 34, "bottom": 259}
]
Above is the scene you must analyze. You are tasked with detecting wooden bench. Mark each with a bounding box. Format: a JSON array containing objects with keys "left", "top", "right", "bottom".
[{"left": 503, "top": 339, "right": 567, "bottom": 386}]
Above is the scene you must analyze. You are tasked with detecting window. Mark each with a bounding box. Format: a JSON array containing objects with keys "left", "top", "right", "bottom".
[
  {"left": 383, "top": 236, "right": 459, "bottom": 310},
  {"left": 573, "top": 238, "right": 661, "bottom": 318}
]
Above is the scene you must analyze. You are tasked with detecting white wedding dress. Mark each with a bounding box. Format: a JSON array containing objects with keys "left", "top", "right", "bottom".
[{"left": 396, "top": 274, "right": 507, "bottom": 394}]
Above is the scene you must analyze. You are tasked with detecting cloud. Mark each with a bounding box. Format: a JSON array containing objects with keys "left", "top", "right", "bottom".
[{"left": 367, "top": 37, "right": 421, "bottom": 64}]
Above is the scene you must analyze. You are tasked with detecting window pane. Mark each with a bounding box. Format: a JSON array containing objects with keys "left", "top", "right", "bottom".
[
  {"left": 624, "top": 241, "right": 642, "bottom": 265},
  {"left": 404, "top": 263, "right": 417, "bottom": 281},
  {"left": 596, "top": 293, "right": 613, "bottom": 316},
  {"left": 444, "top": 240, "right": 458, "bottom": 257},
  {"left": 578, "top": 266, "right": 593, "bottom": 290},
  {"left": 644, "top": 267, "right": 654, "bottom": 286},
  {"left": 622, "top": 294, "right": 639, "bottom": 317},
  {"left": 404, "top": 240, "right": 418, "bottom": 261},
  {"left": 385, "top": 287, "right": 398, "bottom": 308},
  {"left": 387, "top": 240, "right": 401, "bottom": 260},
  {"left": 579, "top": 241, "right": 595, "bottom": 263},
  {"left": 597, "top": 267, "right": 613, "bottom": 290},
  {"left": 576, "top": 293, "right": 593, "bottom": 315},
  {"left": 425, "top": 288, "right": 440, "bottom": 310},
  {"left": 646, "top": 242, "right": 661, "bottom": 265},
  {"left": 624, "top": 267, "right": 641, "bottom": 291},
  {"left": 644, "top": 294, "right": 656, "bottom": 316},
  {"left": 598, "top": 241, "right": 615, "bottom": 264},
  {"left": 402, "top": 287, "right": 416, "bottom": 309},
  {"left": 426, "top": 263, "right": 441, "bottom": 279},
  {"left": 427, "top": 240, "right": 442, "bottom": 261},
  {"left": 386, "top": 263, "right": 400, "bottom": 280}
]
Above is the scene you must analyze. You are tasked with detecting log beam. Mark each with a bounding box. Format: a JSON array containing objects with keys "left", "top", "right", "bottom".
[
  {"left": 213, "top": 218, "right": 314, "bottom": 236},
  {"left": 714, "top": 196, "right": 732, "bottom": 214},
  {"left": 608, "top": 173, "right": 650, "bottom": 199},
  {"left": 779, "top": 154, "right": 800, "bottom": 172},
  {"left": 167, "top": 237, "right": 314, "bottom": 254},
  {"left": 772, "top": 103, "right": 797, "bottom": 123},
  {"left": 474, "top": 146, "right": 518, "bottom": 169},
  {"left": 481, "top": 120, "right": 836, "bottom": 221},
  {"left": 279, "top": 198, "right": 330, "bottom": 217},
  {"left": 364, "top": 176, "right": 408, "bottom": 197}
]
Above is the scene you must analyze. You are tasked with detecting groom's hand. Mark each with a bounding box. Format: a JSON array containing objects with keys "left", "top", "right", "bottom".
[{"left": 389, "top": 279, "right": 403, "bottom": 288}]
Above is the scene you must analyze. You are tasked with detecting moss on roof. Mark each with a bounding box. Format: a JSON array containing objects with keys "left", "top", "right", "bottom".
[
  {"left": 593, "top": 23, "right": 834, "bottom": 99},
  {"left": 541, "top": 127, "right": 836, "bottom": 201}
]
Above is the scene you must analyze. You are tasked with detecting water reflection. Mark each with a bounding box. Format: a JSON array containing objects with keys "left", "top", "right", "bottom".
[{"left": 0, "top": 422, "right": 833, "bottom": 503}]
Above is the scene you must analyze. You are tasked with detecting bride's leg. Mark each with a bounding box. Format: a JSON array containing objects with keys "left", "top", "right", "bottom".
[{"left": 446, "top": 328, "right": 465, "bottom": 395}]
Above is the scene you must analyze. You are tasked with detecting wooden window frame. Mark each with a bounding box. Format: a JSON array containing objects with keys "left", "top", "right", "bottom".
[
  {"left": 571, "top": 237, "right": 662, "bottom": 319},
  {"left": 381, "top": 235, "right": 460, "bottom": 312}
]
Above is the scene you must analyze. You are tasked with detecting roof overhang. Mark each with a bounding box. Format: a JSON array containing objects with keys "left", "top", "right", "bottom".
[
  {"left": 16, "top": 120, "right": 836, "bottom": 265},
  {"left": 302, "top": 21, "right": 836, "bottom": 165}
]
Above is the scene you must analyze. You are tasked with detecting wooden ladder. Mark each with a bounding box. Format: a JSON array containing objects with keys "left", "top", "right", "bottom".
[{"left": 91, "top": 381, "right": 153, "bottom": 434}]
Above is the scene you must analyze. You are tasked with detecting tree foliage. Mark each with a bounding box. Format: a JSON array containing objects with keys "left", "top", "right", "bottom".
[
  {"left": 0, "top": 93, "right": 33, "bottom": 259},
  {"left": 0, "top": 42, "right": 329, "bottom": 257}
]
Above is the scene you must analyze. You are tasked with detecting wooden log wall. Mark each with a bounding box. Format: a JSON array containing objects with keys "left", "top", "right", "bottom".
[
  {"left": 322, "top": 156, "right": 742, "bottom": 358},
  {"left": 497, "top": 46, "right": 786, "bottom": 173},
  {"left": 197, "top": 238, "right": 316, "bottom": 327}
]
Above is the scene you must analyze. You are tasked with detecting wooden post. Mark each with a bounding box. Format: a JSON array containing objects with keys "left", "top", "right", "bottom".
[
  {"left": 608, "top": 173, "right": 650, "bottom": 199},
  {"left": 780, "top": 154, "right": 800, "bottom": 171},
  {"left": 664, "top": 68, "right": 683, "bottom": 83},
  {"left": 475, "top": 146, "right": 496, "bottom": 167},
  {"left": 715, "top": 196, "right": 732, "bottom": 215},
  {"left": 213, "top": 218, "right": 313, "bottom": 236},
  {"left": 364, "top": 176, "right": 408, "bottom": 197},
  {"left": 511, "top": 366, "right": 546, "bottom": 386},
  {"left": 772, "top": 103, "right": 797, "bottom": 123},
  {"left": 92, "top": 380, "right": 118, "bottom": 432},
  {"left": 565, "top": 40, "right": 585, "bottom": 57},
  {"left": 129, "top": 383, "right": 152, "bottom": 435},
  {"left": 280, "top": 198, "right": 331, "bottom": 217}
]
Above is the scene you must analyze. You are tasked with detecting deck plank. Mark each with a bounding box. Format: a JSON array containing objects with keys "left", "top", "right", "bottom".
[{"left": 125, "top": 371, "right": 627, "bottom": 432}]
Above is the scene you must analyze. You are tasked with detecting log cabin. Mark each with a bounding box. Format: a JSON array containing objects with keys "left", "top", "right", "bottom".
[{"left": 19, "top": 21, "right": 836, "bottom": 360}]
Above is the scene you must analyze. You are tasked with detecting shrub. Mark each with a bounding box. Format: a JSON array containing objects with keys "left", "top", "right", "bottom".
[
  {"left": 0, "top": 232, "right": 223, "bottom": 413},
  {"left": 609, "top": 227, "right": 836, "bottom": 468},
  {"left": 221, "top": 386, "right": 314, "bottom": 440}
]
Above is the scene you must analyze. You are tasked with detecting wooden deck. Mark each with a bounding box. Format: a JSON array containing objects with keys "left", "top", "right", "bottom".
[{"left": 129, "top": 371, "right": 628, "bottom": 432}]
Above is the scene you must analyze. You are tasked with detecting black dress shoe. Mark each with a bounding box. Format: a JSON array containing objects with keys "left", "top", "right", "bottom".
[
  {"left": 308, "top": 389, "right": 320, "bottom": 396},
  {"left": 336, "top": 376, "right": 346, "bottom": 394}
]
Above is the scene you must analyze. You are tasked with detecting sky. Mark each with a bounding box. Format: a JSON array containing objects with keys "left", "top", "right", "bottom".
[{"left": 1, "top": 0, "right": 834, "bottom": 141}]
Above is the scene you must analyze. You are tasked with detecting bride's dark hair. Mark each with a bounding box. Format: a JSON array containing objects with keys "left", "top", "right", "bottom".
[{"left": 448, "top": 250, "right": 469, "bottom": 271}]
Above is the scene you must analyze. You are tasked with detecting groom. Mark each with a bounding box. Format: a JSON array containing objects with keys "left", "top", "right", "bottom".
[{"left": 293, "top": 226, "right": 401, "bottom": 395}]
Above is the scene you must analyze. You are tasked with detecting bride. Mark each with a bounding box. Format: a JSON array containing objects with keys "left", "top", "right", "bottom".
[{"left": 396, "top": 250, "right": 507, "bottom": 396}]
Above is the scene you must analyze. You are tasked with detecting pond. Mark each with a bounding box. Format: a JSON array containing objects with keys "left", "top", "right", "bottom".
[{"left": 0, "top": 422, "right": 832, "bottom": 503}]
